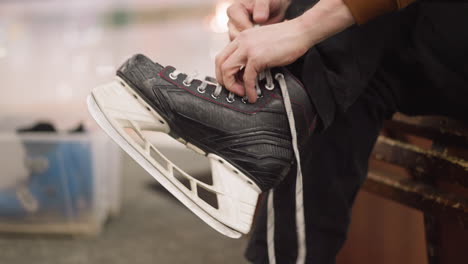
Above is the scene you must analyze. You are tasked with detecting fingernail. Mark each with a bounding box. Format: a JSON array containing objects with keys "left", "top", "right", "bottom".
[{"left": 255, "top": 12, "right": 267, "bottom": 22}]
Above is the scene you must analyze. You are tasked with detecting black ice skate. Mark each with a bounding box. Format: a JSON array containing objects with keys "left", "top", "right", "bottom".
[{"left": 87, "top": 54, "right": 316, "bottom": 238}]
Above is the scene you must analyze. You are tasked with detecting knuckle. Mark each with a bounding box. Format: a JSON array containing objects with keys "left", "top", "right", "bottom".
[
  {"left": 226, "top": 3, "right": 240, "bottom": 17},
  {"left": 226, "top": 6, "right": 234, "bottom": 17},
  {"left": 221, "top": 63, "right": 230, "bottom": 73},
  {"left": 238, "top": 31, "right": 247, "bottom": 39},
  {"left": 237, "top": 33, "right": 248, "bottom": 43},
  {"left": 227, "top": 4, "right": 237, "bottom": 12},
  {"left": 229, "top": 33, "right": 236, "bottom": 41},
  {"left": 246, "top": 48, "right": 257, "bottom": 60},
  {"left": 249, "top": 51, "right": 264, "bottom": 67}
]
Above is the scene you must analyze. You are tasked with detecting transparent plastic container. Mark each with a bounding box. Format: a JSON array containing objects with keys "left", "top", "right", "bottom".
[{"left": 0, "top": 131, "right": 121, "bottom": 236}]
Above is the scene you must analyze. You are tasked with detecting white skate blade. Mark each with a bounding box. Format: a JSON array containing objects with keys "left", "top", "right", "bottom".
[{"left": 87, "top": 79, "right": 262, "bottom": 238}]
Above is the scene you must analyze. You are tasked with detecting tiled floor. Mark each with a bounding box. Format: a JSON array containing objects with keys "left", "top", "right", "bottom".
[{"left": 0, "top": 1, "right": 250, "bottom": 263}]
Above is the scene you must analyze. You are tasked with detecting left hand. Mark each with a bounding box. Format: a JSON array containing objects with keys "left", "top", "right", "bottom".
[
  {"left": 226, "top": 0, "right": 291, "bottom": 41},
  {"left": 215, "top": 19, "right": 312, "bottom": 103}
]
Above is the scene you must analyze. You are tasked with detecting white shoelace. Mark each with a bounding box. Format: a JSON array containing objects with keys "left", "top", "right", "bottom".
[
  {"left": 274, "top": 73, "right": 306, "bottom": 264},
  {"left": 169, "top": 69, "right": 276, "bottom": 103},
  {"left": 169, "top": 68, "right": 306, "bottom": 263}
]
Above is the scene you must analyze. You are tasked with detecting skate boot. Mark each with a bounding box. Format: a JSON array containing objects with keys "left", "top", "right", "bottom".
[{"left": 87, "top": 54, "right": 316, "bottom": 238}]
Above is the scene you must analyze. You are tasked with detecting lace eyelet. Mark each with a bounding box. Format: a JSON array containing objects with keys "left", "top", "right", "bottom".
[
  {"left": 257, "top": 93, "right": 263, "bottom": 99},
  {"left": 241, "top": 97, "right": 248, "bottom": 104},
  {"left": 211, "top": 93, "right": 220, "bottom": 100},
  {"left": 183, "top": 80, "right": 191, "bottom": 87},
  {"left": 275, "top": 73, "right": 284, "bottom": 79},
  {"left": 265, "top": 83, "right": 275, "bottom": 90},
  {"left": 169, "top": 72, "right": 178, "bottom": 80},
  {"left": 197, "top": 86, "right": 206, "bottom": 94},
  {"left": 226, "top": 97, "right": 235, "bottom": 103}
]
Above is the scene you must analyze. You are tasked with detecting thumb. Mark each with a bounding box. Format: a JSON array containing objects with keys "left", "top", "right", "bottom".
[{"left": 253, "top": 0, "right": 270, "bottom": 24}]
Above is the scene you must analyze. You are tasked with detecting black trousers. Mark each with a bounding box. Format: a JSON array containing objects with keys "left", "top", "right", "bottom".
[{"left": 246, "top": 2, "right": 468, "bottom": 263}]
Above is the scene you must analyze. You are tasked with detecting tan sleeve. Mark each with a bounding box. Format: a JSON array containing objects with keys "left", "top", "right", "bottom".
[{"left": 342, "top": 0, "right": 417, "bottom": 24}]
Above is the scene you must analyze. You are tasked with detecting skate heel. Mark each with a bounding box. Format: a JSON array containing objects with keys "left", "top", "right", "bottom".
[{"left": 205, "top": 154, "right": 261, "bottom": 233}]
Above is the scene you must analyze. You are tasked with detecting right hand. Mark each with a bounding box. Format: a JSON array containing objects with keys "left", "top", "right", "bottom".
[{"left": 227, "top": 0, "right": 291, "bottom": 40}]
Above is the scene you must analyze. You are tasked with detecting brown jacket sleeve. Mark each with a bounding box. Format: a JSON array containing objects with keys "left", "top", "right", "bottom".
[{"left": 342, "top": 0, "right": 416, "bottom": 24}]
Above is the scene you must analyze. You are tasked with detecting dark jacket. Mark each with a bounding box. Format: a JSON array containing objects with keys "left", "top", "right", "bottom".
[{"left": 285, "top": 1, "right": 468, "bottom": 130}]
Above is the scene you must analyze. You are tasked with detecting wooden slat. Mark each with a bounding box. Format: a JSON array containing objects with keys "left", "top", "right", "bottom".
[
  {"left": 371, "top": 136, "right": 468, "bottom": 187},
  {"left": 385, "top": 114, "right": 468, "bottom": 147},
  {"left": 364, "top": 170, "right": 468, "bottom": 228},
  {"left": 384, "top": 120, "right": 468, "bottom": 149},
  {"left": 368, "top": 115, "right": 468, "bottom": 263},
  {"left": 393, "top": 114, "right": 468, "bottom": 136}
]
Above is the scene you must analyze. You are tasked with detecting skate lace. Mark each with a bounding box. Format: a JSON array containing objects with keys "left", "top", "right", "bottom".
[
  {"left": 169, "top": 69, "right": 276, "bottom": 103},
  {"left": 273, "top": 73, "right": 306, "bottom": 264}
]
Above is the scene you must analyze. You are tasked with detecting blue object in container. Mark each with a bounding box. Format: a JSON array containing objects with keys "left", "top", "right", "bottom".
[{"left": 0, "top": 137, "right": 94, "bottom": 221}]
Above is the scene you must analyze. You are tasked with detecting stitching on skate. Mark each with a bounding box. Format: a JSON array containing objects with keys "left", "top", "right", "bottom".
[
  {"left": 227, "top": 146, "right": 292, "bottom": 162},
  {"left": 211, "top": 129, "right": 291, "bottom": 142},
  {"left": 211, "top": 133, "right": 292, "bottom": 149},
  {"left": 159, "top": 67, "right": 275, "bottom": 115}
]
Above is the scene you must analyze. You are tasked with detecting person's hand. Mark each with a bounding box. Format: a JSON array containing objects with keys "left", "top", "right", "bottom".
[
  {"left": 216, "top": 0, "right": 355, "bottom": 103},
  {"left": 227, "top": 0, "right": 291, "bottom": 40},
  {"left": 215, "top": 19, "right": 312, "bottom": 103}
]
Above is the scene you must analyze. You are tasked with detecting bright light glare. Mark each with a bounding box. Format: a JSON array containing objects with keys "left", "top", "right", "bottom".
[{"left": 210, "top": 1, "right": 231, "bottom": 33}]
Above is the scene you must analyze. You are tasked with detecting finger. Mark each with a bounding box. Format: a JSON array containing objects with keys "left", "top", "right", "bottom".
[
  {"left": 221, "top": 49, "right": 246, "bottom": 96},
  {"left": 253, "top": 0, "right": 270, "bottom": 24},
  {"left": 262, "top": 12, "right": 285, "bottom": 25},
  {"left": 215, "top": 41, "right": 238, "bottom": 85},
  {"left": 227, "top": 80, "right": 245, "bottom": 97},
  {"left": 243, "top": 62, "right": 258, "bottom": 103},
  {"left": 227, "top": 3, "right": 253, "bottom": 31},
  {"left": 224, "top": 73, "right": 245, "bottom": 97},
  {"left": 228, "top": 22, "right": 240, "bottom": 41}
]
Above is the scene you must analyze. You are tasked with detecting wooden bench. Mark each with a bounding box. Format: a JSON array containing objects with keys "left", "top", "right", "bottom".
[{"left": 365, "top": 114, "right": 468, "bottom": 264}]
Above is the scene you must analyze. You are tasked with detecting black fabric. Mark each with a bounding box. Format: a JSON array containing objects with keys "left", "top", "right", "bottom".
[
  {"left": 246, "top": 2, "right": 468, "bottom": 263},
  {"left": 289, "top": 2, "right": 412, "bottom": 130},
  {"left": 246, "top": 80, "right": 391, "bottom": 264},
  {"left": 286, "top": 0, "right": 466, "bottom": 130},
  {"left": 17, "top": 122, "right": 56, "bottom": 133}
]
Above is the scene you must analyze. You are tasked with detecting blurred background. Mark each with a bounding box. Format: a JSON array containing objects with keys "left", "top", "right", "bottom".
[
  {"left": 0, "top": 0, "right": 250, "bottom": 263},
  {"left": 0, "top": 0, "right": 231, "bottom": 123}
]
